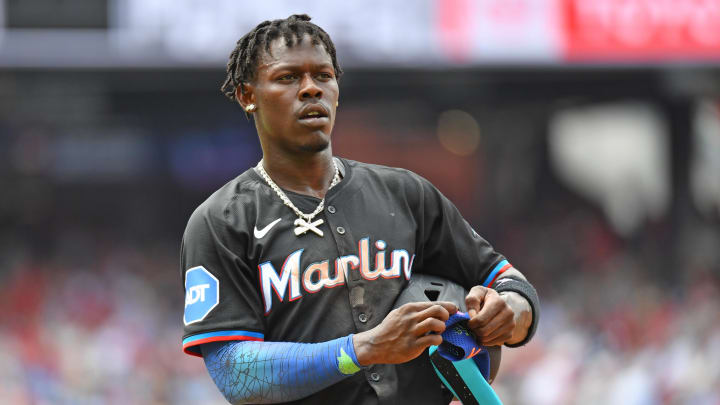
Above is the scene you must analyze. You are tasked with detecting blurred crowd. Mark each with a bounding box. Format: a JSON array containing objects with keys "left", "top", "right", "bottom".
[
  {"left": 0, "top": 208, "right": 717, "bottom": 404},
  {"left": 0, "top": 237, "right": 227, "bottom": 405},
  {"left": 498, "top": 266, "right": 720, "bottom": 405}
]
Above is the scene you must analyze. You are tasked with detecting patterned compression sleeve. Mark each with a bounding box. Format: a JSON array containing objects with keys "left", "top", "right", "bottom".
[{"left": 201, "top": 334, "right": 363, "bottom": 404}]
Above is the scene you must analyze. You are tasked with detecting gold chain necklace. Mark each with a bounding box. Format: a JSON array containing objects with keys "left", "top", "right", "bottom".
[{"left": 255, "top": 159, "right": 340, "bottom": 237}]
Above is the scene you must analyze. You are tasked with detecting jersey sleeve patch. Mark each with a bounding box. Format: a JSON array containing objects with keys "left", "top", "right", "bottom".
[
  {"left": 482, "top": 260, "right": 512, "bottom": 287},
  {"left": 182, "top": 330, "right": 265, "bottom": 357},
  {"left": 184, "top": 266, "right": 220, "bottom": 326}
]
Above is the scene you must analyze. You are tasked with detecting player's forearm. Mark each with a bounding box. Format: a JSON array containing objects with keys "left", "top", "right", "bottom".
[{"left": 201, "top": 335, "right": 363, "bottom": 404}]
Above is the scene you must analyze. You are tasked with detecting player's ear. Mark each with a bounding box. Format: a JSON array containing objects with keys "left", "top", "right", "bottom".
[{"left": 236, "top": 83, "right": 256, "bottom": 112}]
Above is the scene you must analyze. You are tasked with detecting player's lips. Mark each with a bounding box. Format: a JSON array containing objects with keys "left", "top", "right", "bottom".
[{"left": 297, "top": 103, "right": 330, "bottom": 127}]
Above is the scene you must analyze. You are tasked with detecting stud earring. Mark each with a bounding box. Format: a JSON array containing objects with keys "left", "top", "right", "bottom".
[
  {"left": 336, "top": 101, "right": 339, "bottom": 107},
  {"left": 245, "top": 104, "right": 256, "bottom": 113}
]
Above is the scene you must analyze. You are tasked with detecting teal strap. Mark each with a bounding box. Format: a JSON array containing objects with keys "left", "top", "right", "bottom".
[{"left": 429, "top": 346, "right": 503, "bottom": 405}]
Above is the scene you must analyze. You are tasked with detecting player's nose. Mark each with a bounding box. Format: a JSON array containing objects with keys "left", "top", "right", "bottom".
[{"left": 299, "top": 74, "right": 323, "bottom": 100}]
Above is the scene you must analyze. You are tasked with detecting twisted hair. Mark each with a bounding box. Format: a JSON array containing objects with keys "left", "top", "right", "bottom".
[{"left": 220, "top": 14, "right": 343, "bottom": 102}]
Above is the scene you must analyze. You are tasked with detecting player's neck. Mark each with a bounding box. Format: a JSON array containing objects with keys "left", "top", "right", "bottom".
[{"left": 260, "top": 150, "right": 337, "bottom": 199}]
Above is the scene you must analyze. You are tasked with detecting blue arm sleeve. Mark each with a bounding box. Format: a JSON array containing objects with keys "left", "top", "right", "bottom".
[{"left": 200, "top": 334, "right": 363, "bottom": 404}]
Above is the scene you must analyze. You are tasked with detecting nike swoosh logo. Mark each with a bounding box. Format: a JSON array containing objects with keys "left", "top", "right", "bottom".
[
  {"left": 254, "top": 218, "right": 282, "bottom": 239},
  {"left": 495, "top": 278, "right": 511, "bottom": 286}
]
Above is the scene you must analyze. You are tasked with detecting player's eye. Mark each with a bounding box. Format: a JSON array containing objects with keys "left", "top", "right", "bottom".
[
  {"left": 278, "top": 74, "right": 296, "bottom": 81},
  {"left": 317, "top": 72, "right": 333, "bottom": 80}
]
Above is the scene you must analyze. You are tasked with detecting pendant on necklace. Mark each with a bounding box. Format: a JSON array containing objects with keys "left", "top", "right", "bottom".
[{"left": 294, "top": 218, "right": 324, "bottom": 237}]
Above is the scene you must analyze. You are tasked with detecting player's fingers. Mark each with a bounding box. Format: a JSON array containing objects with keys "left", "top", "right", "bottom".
[
  {"left": 401, "top": 301, "right": 457, "bottom": 315},
  {"left": 468, "top": 297, "right": 504, "bottom": 329},
  {"left": 482, "top": 328, "right": 514, "bottom": 347},
  {"left": 482, "top": 323, "right": 515, "bottom": 346},
  {"left": 416, "top": 303, "right": 452, "bottom": 323},
  {"left": 479, "top": 310, "right": 515, "bottom": 343},
  {"left": 416, "top": 333, "right": 443, "bottom": 348},
  {"left": 478, "top": 304, "right": 514, "bottom": 333},
  {"left": 465, "top": 286, "right": 488, "bottom": 318},
  {"left": 396, "top": 301, "right": 426, "bottom": 313},
  {"left": 433, "top": 301, "right": 459, "bottom": 315},
  {"left": 414, "top": 317, "right": 446, "bottom": 336}
]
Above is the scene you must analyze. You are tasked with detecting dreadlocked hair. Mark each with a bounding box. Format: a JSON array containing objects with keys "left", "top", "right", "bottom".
[{"left": 220, "top": 14, "right": 343, "bottom": 102}]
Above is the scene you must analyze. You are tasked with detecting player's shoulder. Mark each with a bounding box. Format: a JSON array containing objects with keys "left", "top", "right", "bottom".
[
  {"left": 185, "top": 167, "right": 263, "bottom": 230},
  {"left": 343, "top": 159, "right": 435, "bottom": 192},
  {"left": 342, "top": 158, "right": 428, "bottom": 189}
]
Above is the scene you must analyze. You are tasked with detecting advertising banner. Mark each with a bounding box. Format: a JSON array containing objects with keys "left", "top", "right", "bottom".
[{"left": 561, "top": 0, "right": 720, "bottom": 61}]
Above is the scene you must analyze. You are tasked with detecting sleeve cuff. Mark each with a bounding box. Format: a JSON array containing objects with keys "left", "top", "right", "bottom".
[
  {"left": 182, "top": 330, "right": 264, "bottom": 357},
  {"left": 481, "top": 259, "right": 512, "bottom": 287}
]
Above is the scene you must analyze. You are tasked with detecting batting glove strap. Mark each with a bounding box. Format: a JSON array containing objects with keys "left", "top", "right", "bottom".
[{"left": 492, "top": 276, "right": 539, "bottom": 348}]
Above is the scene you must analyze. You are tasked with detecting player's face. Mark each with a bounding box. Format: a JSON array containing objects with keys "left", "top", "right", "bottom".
[{"left": 241, "top": 35, "right": 339, "bottom": 155}]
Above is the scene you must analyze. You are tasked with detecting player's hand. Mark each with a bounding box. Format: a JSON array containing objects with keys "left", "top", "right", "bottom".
[
  {"left": 352, "top": 301, "right": 458, "bottom": 366},
  {"left": 465, "top": 286, "right": 521, "bottom": 346}
]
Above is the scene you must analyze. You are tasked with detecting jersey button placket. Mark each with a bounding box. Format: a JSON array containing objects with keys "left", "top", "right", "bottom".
[
  {"left": 327, "top": 205, "right": 336, "bottom": 214},
  {"left": 336, "top": 226, "right": 345, "bottom": 235},
  {"left": 370, "top": 372, "right": 381, "bottom": 382},
  {"left": 358, "top": 313, "right": 368, "bottom": 323}
]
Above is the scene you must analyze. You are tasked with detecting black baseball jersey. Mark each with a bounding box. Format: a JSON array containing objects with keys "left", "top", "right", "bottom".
[{"left": 181, "top": 157, "right": 512, "bottom": 405}]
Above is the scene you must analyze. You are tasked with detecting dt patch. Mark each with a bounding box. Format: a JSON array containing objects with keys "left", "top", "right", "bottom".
[{"left": 184, "top": 266, "right": 219, "bottom": 325}]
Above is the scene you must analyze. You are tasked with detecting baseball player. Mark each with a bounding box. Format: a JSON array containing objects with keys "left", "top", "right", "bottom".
[{"left": 181, "top": 14, "right": 539, "bottom": 405}]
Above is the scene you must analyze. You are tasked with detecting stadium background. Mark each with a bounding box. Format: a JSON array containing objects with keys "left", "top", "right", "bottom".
[{"left": 1, "top": 1, "right": 719, "bottom": 404}]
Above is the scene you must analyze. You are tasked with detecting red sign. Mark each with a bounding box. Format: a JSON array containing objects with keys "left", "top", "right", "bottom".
[
  {"left": 562, "top": 0, "right": 720, "bottom": 61},
  {"left": 437, "top": 0, "right": 476, "bottom": 62}
]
